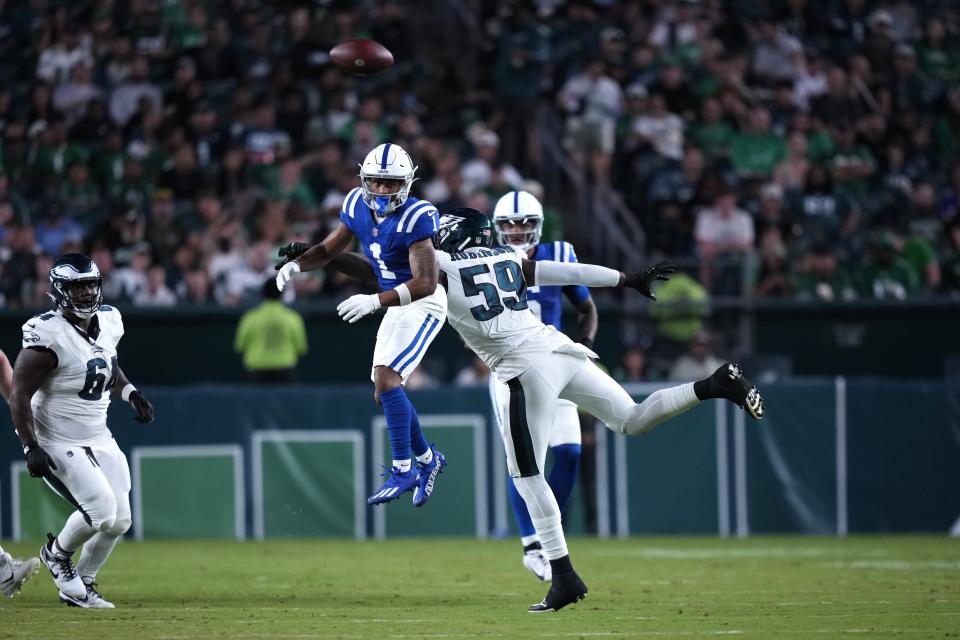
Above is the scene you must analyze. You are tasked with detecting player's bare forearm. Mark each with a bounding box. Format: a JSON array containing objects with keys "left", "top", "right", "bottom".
[
  {"left": 297, "top": 223, "right": 355, "bottom": 272},
  {"left": 110, "top": 367, "right": 132, "bottom": 399},
  {"left": 575, "top": 297, "right": 598, "bottom": 345},
  {"left": 329, "top": 252, "right": 378, "bottom": 283},
  {"left": 378, "top": 239, "right": 438, "bottom": 307},
  {"left": 9, "top": 348, "right": 56, "bottom": 448}
]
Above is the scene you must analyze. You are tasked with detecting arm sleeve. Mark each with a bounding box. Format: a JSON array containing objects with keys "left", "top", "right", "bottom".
[
  {"left": 561, "top": 243, "right": 591, "bottom": 305},
  {"left": 534, "top": 260, "right": 621, "bottom": 288}
]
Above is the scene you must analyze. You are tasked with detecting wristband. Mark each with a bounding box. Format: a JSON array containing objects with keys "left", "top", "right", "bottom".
[
  {"left": 121, "top": 384, "right": 137, "bottom": 402},
  {"left": 395, "top": 283, "right": 412, "bottom": 306}
]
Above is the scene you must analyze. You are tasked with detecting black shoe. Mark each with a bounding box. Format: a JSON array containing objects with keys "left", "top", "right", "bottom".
[
  {"left": 710, "top": 363, "right": 764, "bottom": 419},
  {"left": 527, "top": 572, "right": 587, "bottom": 613}
]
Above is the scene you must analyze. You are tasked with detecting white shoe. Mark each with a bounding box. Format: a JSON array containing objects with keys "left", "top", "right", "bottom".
[
  {"left": 40, "top": 533, "right": 86, "bottom": 600},
  {"left": 0, "top": 553, "right": 41, "bottom": 598},
  {"left": 60, "top": 580, "right": 114, "bottom": 609},
  {"left": 522, "top": 548, "right": 552, "bottom": 582}
]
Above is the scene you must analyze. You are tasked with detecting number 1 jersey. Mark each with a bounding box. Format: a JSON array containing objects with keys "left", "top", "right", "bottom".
[
  {"left": 21, "top": 307, "right": 124, "bottom": 446},
  {"left": 438, "top": 245, "right": 575, "bottom": 380},
  {"left": 340, "top": 188, "right": 439, "bottom": 291}
]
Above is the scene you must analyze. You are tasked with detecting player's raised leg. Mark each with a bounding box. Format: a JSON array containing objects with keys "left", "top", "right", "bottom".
[
  {"left": 0, "top": 544, "right": 40, "bottom": 598},
  {"left": 559, "top": 359, "right": 763, "bottom": 438}
]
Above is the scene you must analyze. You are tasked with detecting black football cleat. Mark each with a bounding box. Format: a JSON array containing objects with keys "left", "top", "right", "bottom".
[
  {"left": 527, "top": 572, "right": 588, "bottom": 613},
  {"left": 710, "top": 363, "right": 764, "bottom": 419}
]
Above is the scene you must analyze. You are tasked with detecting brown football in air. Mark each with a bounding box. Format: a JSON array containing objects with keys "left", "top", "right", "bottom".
[{"left": 329, "top": 39, "right": 394, "bottom": 75}]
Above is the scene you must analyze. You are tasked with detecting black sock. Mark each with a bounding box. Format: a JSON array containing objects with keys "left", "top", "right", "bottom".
[
  {"left": 694, "top": 378, "right": 714, "bottom": 400},
  {"left": 523, "top": 541, "right": 542, "bottom": 554},
  {"left": 549, "top": 554, "right": 574, "bottom": 577}
]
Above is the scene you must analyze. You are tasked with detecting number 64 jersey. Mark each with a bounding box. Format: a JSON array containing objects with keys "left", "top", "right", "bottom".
[
  {"left": 20, "top": 307, "right": 124, "bottom": 447},
  {"left": 438, "top": 245, "right": 596, "bottom": 381}
]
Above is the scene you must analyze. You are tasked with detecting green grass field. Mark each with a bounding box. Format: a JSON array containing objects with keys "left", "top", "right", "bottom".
[{"left": 1, "top": 536, "right": 958, "bottom": 639}]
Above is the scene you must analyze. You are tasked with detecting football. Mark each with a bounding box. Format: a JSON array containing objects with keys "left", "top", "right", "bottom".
[{"left": 329, "top": 39, "right": 394, "bottom": 75}]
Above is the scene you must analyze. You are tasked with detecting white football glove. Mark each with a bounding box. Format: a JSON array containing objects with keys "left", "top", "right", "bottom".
[
  {"left": 337, "top": 294, "right": 381, "bottom": 324},
  {"left": 275, "top": 260, "right": 301, "bottom": 292}
]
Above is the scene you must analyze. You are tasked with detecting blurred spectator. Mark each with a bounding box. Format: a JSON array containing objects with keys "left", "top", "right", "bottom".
[
  {"left": 794, "top": 243, "right": 856, "bottom": 302},
  {"left": 614, "top": 344, "right": 650, "bottom": 382},
  {"left": 857, "top": 231, "right": 919, "bottom": 300},
  {"left": 774, "top": 131, "right": 810, "bottom": 193},
  {"left": 234, "top": 279, "right": 307, "bottom": 384},
  {"left": 37, "top": 24, "right": 93, "bottom": 84},
  {"left": 630, "top": 91, "right": 683, "bottom": 161},
  {"left": 52, "top": 62, "right": 102, "bottom": 126},
  {"left": 668, "top": 331, "right": 724, "bottom": 381},
  {"left": 34, "top": 204, "right": 83, "bottom": 257},
  {"left": 695, "top": 186, "right": 755, "bottom": 292},
  {"left": 133, "top": 265, "right": 177, "bottom": 307},
  {"left": 559, "top": 58, "right": 624, "bottom": 183},
  {"left": 461, "top": 129, "right": 524, "bottom": 196},
  {"left": 109, "top": 57, "right": 162, "bottom": 127},
  {"left": 647, "top": 270, "right": 709, "bottom": 344},
  {"left": 454, "top": 357, "right": 491, "bottom": 387},
  {"left": 731, "top": 106, "right": 786, "bottom": 178}
]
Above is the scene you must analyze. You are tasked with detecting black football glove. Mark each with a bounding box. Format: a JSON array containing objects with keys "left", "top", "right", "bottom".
[
  {"left": 130, "top": 390, "right": 155, "bottom": 424},
  {"left": 622, "top": 261, "right": 676, "bottom": 300},
  {"left": 275, "top": 242, "right": 311, "bottom": 270},
  {"left": 25, "top": 444, "right": 57, "bottom": 478}
]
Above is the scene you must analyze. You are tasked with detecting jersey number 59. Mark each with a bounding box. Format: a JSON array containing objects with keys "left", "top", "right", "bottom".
[{"left": 459, "top": 260, "right": 528, "bottom": 321}]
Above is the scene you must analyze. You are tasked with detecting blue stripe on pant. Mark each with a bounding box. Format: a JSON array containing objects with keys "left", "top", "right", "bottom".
[
  {"left": 397, "top": 316, "right": 441, "bottom": 376},
  {"left": 387, "top": 314, "right": 433, "bottom": 372}
]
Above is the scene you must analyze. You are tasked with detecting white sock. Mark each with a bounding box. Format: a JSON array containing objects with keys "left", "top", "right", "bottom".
[
  {"left": 512, "top": 475, "right": 568, "bottom": 560},
  {"left": 622, "top": 382, "right": 699, "bottom": 436},
  {"left": 393, "top": 459, "right": 412, "bottom": 473},
  {"left": 77, "top": 533, "right": 122, "bottom": 582},
  {"left": 415, "top": 449, "right": 433, "bottom": 465},
  {"left": 520, "top": 534, "right": 540, "bottom": 548},
  {"left": 57, "top": 511, "right": 98, "bottom": 553}
]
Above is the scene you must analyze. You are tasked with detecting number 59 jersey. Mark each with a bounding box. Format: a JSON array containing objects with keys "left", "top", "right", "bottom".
[
  {"left": 438, "top": 245, "right": 576, "bottom": 380},
  {"left": 21, "top": 307, "right": 124, "bottom": 446}
]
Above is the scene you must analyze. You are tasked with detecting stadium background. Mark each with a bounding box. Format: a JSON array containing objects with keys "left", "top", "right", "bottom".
[{"left": 0, "top": 0, "right": 958, "bottom": 543}]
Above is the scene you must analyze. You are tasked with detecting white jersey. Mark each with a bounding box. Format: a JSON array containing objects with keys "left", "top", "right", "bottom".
[
  {"left": 21, "top": 306, "right": 124, "bottom": 446},
  {"left": 438, "top": 245, "right": 595, "bottom": 380}
]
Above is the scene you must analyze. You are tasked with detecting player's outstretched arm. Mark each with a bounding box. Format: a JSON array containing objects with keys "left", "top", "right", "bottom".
[
  {"left": 111, "top": 367, "right": 155, "bottom": 424},
  {"left": 276, "top": 223, "right": 356, "bottom": 292},
  {"left": 523, "top": 259, "right": 676, "bottom": 300},
  {"left": 10, "top": 348, "right": 57, "bottom": 477},
  {"left": 337, "top": 238, "right": 438, "bottom": 323}
]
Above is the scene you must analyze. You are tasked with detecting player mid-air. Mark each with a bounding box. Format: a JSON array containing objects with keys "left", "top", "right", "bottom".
[
  {"left": 0, "top": 348, "right": 41, "bottom": 598},
  {"left": 276, "top": 142, "right": 448, "bottom": 507},
  {"left": 9, "top": 254, "right": 155, "bottom": 608},
  {"left": 313, "top": 209, "right": 764, "bottom": 612},
  {"left": 490, "top": 190, "right": 595, "bottom": 582}
]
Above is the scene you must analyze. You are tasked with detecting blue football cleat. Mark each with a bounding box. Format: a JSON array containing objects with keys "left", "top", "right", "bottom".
[
  {"left": 412, "top": 448, "right": 447, "bottom": 508},
  {"left": 367, "top": 466, "right": 420, "bottom": 505}
]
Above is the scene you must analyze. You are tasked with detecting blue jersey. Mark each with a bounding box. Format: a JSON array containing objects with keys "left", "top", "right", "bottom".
[
  {"left": 339, "top": 188, "right": 439, "bottom": 291},
  {"left": 527, "top": 241, "right": 591, "bottom": 330}
]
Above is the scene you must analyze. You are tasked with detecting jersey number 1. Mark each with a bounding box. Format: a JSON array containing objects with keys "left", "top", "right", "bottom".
[
  {"left": 369, "top": 243, "right": 396, "bottom": 279},
  {"left": 78, "top": 356, "right": 118, "bottom": 401},
  {"left": 459, "top": 260, "right": 528, "bottom": 321}
]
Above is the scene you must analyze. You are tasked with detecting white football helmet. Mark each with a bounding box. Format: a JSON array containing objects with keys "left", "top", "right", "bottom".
[
  {"left": 359, "top": 143, "right": 417, "bottom": 215},
  {"left": 493, "top": 190, "right": 544, "bottom": 251}
]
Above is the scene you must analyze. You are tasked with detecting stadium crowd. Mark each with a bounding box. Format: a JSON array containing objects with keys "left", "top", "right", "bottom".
[{"left": 0, "top": 0, "right": 958, "bottom": 312}]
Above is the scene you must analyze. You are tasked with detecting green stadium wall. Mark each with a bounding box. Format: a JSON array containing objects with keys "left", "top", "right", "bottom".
[{"left": 1, "top": 381, "right": 958, "bottom": 541}]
